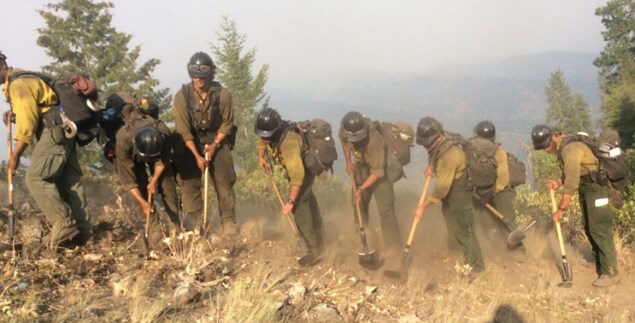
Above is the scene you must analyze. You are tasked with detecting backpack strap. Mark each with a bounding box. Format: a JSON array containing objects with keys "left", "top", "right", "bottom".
[
  {"left": 429, "top": 132, "right": 463, "bottom": 169},
  {"left": 181, "top": 82, "right": 223, "bottom": 131}
]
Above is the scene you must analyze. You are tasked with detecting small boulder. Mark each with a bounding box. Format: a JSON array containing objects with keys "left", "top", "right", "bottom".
[
  {"left": 287, "top": 282, "right": 306, "bottom": 305},
  {"left": 173, "top": 282, "right": 200, "bottom": 306},
  {"left": 312, "top": 303, "right": 342, "bottom": 322}
]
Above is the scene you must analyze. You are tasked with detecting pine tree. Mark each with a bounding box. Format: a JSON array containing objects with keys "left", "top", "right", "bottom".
[
  {"left": 211, "top": 16, "right": 269, "bottom": 172},
  {"left": 36, "top": 0, "right": 170, "bottom": 168},
  {"left": 37, "top": 0, "right": 170, "bottom": 112},
  {"left": 544, "top": 69, "right": 593, "bottom": 135},
  {"left": 594, "top": 0, "right": 635, "bottom": 147}
]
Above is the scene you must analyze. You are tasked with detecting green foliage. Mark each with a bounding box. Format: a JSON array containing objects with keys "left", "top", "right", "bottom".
[
  {"left": 211, "top": 16, "right": 269, "bottom": 174},
  {"left": 36, "top": 0, "right": 171, "bottom": 171},
  {"left": 545, "top": 69, "right": 593, "bottom": 135},
  {"left": 37, "top": 0, "right": 170, "bottom": 110},
  {"left": 527, "top": 149, "right": 561, "bottom": 193},
  {"left": 594, "top": 0, "right": 635, "bottom": 147}
]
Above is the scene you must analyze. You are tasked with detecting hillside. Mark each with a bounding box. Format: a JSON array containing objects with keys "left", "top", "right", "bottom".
[{"left": 268, "top": 51, "right": 600, "bottom": 142}]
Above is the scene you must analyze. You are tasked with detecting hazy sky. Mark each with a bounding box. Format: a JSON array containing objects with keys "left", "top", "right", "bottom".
[
  {"left": 2, "top": 0, "right": 607, "bottom": 90},
  {"left": 0, "top": 0, "right": 609, "bottom": 160}
]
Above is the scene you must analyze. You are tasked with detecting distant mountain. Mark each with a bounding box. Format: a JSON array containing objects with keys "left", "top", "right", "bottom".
[{"left": 267, "top": 51, "right": 600, "bottom": 143}]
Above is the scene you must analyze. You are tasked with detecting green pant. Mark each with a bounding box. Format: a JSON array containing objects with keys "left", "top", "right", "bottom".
[
  {"left": 356, "top": 176, "right": 402, "bottom": 248},
  {"left": 475, "top": 187, "right": 518, "bottom": 243},
  {"left": 181, "top": 143, "right": 236, "bottom": 231},
  {"left": 292, "top": 173, "right": 325, "bottom": 253},
  {"left": 442, "top": 176, "right": 485, "bottom": 272},
  {"left": 580, "top": 181, "right": 618, "bottom": 276},
  {"left": 206, "top": 143, "right": 236, "bottom": 221},
  {"left": 25, "top": 127, "right": 90, "bottom": 237}
]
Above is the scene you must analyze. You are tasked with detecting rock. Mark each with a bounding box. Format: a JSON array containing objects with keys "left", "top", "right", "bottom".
[
  {"left": 287, "top": 282, "right": 306, "bottom": 305},
  {"left": 364, "top": 286, "right": 377, "bottom": 297},
  {"left": 399, "top": 313, "right": 422, "bottom": 323},
  {"left": 173, "top": 282, "right": 200, "bottom": 306},
  {"left": 312, "top": 303, "right": 342, "bottom": 322},
  {"left": 83, "top": 253, "right": 103, "bottom": 262},
  {"left": 13, "top": 281, "right": 29, "bottom": 292}
]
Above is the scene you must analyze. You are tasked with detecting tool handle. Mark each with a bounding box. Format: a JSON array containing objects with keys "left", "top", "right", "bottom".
[
  {"left": 405, "top": 174, "right": 432, "bottom": 246},
  {"left": 265, "top": 168, "right": 300, "bottom": 235},
  {"left": 417, "top": 175, "right": 432, "bottom": 207},
  {"left": 145, "top": 192, "right": 153, "bottom": 238},
  {"left": 203, "top": 149, "right": 210, "bottom": 227},
  {"left": 549, "top": 188, "right": 568, "bottom": 259},
  {"left": 6, "top": 116, "right": 13, "bottom": 206},
  {"left": 6, "top": 115, "right": 14, "bottom": 244}
]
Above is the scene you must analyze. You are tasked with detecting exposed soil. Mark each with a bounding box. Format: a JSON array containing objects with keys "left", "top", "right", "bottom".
[{"left": 0, "top": 180, "right": 633, "bottom": 322}]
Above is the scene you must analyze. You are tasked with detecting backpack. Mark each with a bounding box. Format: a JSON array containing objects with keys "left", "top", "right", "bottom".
[
  {"left": 561, "top": 130, "right": 630, "bottom": 191},
  {"left": 287, "top": 119, "right": 338, "bottom": 176},
  {"left": 373, "top": 120, "right": 414, "bottom": 182},
  {"left": 506, "top": 152, "right": 527, "bottom": 188},
  {"left": 464, "top": 137, "right": 499, "bottom": 189},
  {"left": 8, "top": 71, "right": 100, "bottom": 146},
  {"left": 101, "top": 93, "right": 159, "bottom": 163}
]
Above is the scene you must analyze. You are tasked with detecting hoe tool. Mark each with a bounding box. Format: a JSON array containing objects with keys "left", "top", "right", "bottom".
[
  {"left": 476, "top": 196, "right": 536, "bottom": 248},
  {"left": 202, "top": 150, "right": 210, "bottom": 236},
  {"left": 1, "top": 116, "right": 19, "bottom": 254},
  {"left": 143, "top": 192, "right": 153, "bottom": 256},
  {"left": 266, "top": 169, "right": 317, "bottom": 267},
  {"left": 550, "top": 188, "right": 573, "bottom": 287},
  {"left": 384, "top": 175, "right": 431, "bottom": 280},
  {"left": 351, "top": 174, "right": 379, "bottom": 268}
]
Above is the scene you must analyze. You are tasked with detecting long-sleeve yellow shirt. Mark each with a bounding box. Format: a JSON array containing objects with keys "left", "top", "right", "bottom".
[
  {"left": 261, "top": 131, "right": 307, "bottom": 186},
  {"left": 3, "top": 68, "right": 58, "bottom": 144},
  {"left": 429, "top": 145, "right": 466, "bottom": 204},
  {"left": 558, "top": 139, "right": 598, "bottom": 195},
  {"left": 495, "top": 145, "right": 510, "bottom": 192}
]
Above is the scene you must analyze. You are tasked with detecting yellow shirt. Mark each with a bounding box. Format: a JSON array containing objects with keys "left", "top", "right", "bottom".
[
  {"left": 3, "top": 68, "right": 58, "bottom": 143},
  {"left": 261, "top": 131, "right": 307, "bottom": 187},
  {"left": 495, "top": 145, "right": 510, "bottom": 192},
  {"left": 558, "top": 139, "right": 598, "bottom": 195},
  {"left": 430, "top": 145, "right": 466, "bottom": 204}
]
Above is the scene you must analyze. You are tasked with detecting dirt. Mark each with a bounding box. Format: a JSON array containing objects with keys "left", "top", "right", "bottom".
[{"left": 0, "top": 181, "right": 634, "bottom": 322}]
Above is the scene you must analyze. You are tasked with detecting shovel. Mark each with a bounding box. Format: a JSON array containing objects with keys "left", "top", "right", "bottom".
[
  {"left": 477, "top": 197, "right": 536, "bottom": 247},
  {"left": 384, "top": 174, "right": 431, "bottom": 280},
  {"left": 550, "top": 188, "right": 573, "bottom": 287},
  {"left": 351, "top": 175, "right": 379, "bottom": 268},
  {"left": 265, "top": 169, "right": 317, "bottom": 267}
]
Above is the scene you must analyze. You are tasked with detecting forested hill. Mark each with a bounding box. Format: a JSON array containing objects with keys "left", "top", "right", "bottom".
[{"left": 268, "top": 51, "right": 599, "bottom": 144}]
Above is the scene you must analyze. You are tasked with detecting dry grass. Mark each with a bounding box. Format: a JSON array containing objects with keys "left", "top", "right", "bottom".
[
  {"left": 218, "top": 260, "right": 288, "bottom": 322},
  {"left": 127, "top": 277, "right": 169, "bottom": 323}
]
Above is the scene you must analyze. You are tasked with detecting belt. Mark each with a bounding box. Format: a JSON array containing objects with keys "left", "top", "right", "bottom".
[{"left": 580, "top": 171, "right": 599, "bottom": 183}]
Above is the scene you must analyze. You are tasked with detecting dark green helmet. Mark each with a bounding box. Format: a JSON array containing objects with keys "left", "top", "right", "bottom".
[
  {"left": 133, "top": 127, "right": 164, "bottom": 160},
  {"left": 341, "top": 111, "right": 368, "bottom": 143},
  {"left": 187, "top": 52, "right": 215, "bottom": 78},
  {"left": 254, "top": 108, "right": 282, "bottom": 138},
  {"left": 0, "top": 51, "right": 6, "bottom": 62},
  {"left": 531, "top": 124, "right": 553, "bottom": 150},
  {"left": 416, "top": 117, "right": 443, "bottom": 146},
  {"left": 474, "top": 120, "right": 496, "bottom": 139}
]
